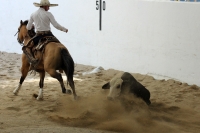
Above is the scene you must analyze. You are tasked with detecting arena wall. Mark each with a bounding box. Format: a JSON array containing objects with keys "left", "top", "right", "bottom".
[{"left": 0, "top": 0, "right": 200, "bottom": 85}]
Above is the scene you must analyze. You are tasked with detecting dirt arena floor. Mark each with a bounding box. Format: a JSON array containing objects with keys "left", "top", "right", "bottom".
[{"left": 0, "top": 51, "right": 200, "bottom": 133}]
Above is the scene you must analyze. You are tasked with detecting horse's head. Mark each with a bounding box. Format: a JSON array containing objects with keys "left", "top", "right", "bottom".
[{"left": 16, "top": 20, "right": 29, "bottom": 45}]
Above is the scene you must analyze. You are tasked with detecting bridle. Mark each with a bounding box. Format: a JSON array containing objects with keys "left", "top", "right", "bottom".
[
  {"left": 14, "top": 24, "right": 24, "bottom": 46},
  {"left": 15, "top": 21, "right": 36, "bottom": 47}
]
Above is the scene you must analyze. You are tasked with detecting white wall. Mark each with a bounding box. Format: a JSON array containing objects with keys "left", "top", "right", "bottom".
[{"left": 0, "top": 0, "right": 200, "bottom": 86}]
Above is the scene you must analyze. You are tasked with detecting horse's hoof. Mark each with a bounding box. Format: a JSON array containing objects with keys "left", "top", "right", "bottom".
[
  {"left": 66, "top": 89, "right": 72, "bottom": 94},
  {"left": 36, "top": 96, "right": 43, "bottom": 101},
  {"left": 33, "top": 94, "right": 38, "bottom": 98},
  {"left": 32, "top": 94, "right": 43, "bottom": 100},
  {"left": 13, "top": 91, "right": 18, "bottom": 95},
  {"left": 74, "top": 95, "right": 79, "bottom": 100},
  {"left": 62, "top": 89, "right": 71, "bottom": 94},
  {"left": 62, "top": 89, "right": 66, "bottom": 93}
]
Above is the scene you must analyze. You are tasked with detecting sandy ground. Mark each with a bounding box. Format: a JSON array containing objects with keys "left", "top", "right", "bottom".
[{"left": 0, "top": 51, "right": 200, "bottom": 133}]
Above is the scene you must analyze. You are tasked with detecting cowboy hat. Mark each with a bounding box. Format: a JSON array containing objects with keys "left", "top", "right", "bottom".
[{"left": 33, "top": 0, "right": 58, "bottom": 7}]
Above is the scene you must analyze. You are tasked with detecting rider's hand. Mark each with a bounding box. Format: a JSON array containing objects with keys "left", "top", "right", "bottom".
[{"left": 66, "top": 29, "right": 68, "bottom": 33}]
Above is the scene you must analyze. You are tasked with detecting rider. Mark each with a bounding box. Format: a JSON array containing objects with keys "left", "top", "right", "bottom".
[{"left": 25, "top": 0, "right": 68, "bottom": 68}]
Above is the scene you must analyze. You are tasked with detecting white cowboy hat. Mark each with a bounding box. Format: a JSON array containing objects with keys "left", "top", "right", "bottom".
[{"left": 33, "top": 0, "right": 58, "bottom": 7}]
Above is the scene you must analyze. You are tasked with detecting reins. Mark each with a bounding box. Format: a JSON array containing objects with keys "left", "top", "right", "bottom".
[{"left": 14, "top": 31, "right": 19, "bottom": 36}]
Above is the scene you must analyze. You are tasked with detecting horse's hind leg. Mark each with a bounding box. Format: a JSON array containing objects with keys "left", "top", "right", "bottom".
[
  {"left": 67, "top": 76, "right": 77, "bottom": 100},
  {"left": 46, "top": 69, "right": 71, "bottom": 94}
]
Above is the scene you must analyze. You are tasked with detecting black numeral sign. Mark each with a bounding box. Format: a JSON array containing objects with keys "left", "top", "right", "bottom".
[{"left": 96, "top": 0, "right": 106, "bottom": 31}]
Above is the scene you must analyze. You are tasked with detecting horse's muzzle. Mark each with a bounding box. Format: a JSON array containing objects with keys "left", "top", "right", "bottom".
[{"left": 17, "top": 38, "right": 23, "bottom": 45}]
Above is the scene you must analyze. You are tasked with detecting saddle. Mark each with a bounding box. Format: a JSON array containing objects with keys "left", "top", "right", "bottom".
[
  {"left": 34, "top": 36, "right": 60, "bottom": 51},
  {"left": 32, "top": 36, "right": 60, "bottom": 66},
  {"left": 22, "top": 35, "right": 60, "bottom": 71}
]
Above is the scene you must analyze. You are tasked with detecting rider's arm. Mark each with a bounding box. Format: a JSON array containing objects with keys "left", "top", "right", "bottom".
[
  {"left": 48, "top": 12, "right": 68, "bottom": 32},
  {"left": 26, "top": 15, "right": 34, "bottom": 30}
]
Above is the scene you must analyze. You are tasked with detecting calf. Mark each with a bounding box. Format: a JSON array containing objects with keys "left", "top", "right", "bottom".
[{"left": 102, "top": 72, "right": 151, "bottom": 105}]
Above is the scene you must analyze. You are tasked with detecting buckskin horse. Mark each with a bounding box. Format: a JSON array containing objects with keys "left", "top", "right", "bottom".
[{"left": 13, "top": 20, "right": 77, "bottom": 100}]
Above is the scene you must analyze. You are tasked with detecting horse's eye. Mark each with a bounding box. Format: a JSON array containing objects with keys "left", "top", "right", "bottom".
[{"left": 116, "top": 85, "right": 120, "bottom": 89}]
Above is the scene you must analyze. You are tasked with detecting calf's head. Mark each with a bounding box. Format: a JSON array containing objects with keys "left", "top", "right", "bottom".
[{"left": 102, "top": 77, "right": 123, "bottom": 100}]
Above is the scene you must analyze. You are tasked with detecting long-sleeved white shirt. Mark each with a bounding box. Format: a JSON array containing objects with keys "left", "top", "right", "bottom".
[{"left": 26, "top": 8, "right": 67, "bottom": 32}]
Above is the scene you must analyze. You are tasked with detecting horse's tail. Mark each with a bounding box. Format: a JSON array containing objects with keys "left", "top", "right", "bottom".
[{"left": 60, "top": 48, "right": 74, "bottom": 84}]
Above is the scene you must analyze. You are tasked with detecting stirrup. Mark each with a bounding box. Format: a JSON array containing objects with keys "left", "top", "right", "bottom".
[
  {"left": 31, "top": 58, "right": 38, "bottom": 64},
  {"left": 29, "top": 63, "right": 37, "bottom": 71},
  {"left": 29, "top": 65, "right": 34, "bottom": 71}
]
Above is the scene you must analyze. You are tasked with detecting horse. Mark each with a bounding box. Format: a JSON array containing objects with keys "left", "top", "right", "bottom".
[{"left": 13, "top": 20, "right": 77, "bottom": 100}]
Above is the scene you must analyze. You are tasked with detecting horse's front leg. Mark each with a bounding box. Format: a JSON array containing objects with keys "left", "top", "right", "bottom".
[
  {"left": 36, "top": 71, "right": 45, "bottom": 100},
  {"left": 13, "top": 76, "right": 26, "bottom": 95},
  {"left": 13, "top": 54, "right": 29, "bottom": 95}
]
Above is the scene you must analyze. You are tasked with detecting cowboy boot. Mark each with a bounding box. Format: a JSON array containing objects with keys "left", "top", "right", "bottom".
[{"left": 22, "top": 47, "right": 38, "bottom": 70}]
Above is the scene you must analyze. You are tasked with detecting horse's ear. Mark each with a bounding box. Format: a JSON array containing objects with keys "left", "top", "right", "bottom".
[
  {"left": 102, "top": 82, "right": 110, "bottom": 89},
  {"left": 20, "top": 20, "right": 23, "bottom": 24}
]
